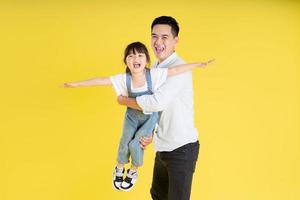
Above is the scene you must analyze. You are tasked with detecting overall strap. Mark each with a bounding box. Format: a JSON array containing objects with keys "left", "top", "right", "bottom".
[
  {"left": 145, "top": 68, "right": 153, "bottom": 93},
  {"left": 126, "top": 72, "right": 132, "bottom": 95}
]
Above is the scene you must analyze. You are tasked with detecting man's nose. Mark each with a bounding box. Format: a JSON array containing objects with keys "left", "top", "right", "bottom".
[{"left": 154, "top": 37, "right": 162, "bottom": 45}]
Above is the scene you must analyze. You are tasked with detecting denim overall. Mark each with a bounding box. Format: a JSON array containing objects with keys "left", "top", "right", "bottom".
[{"left": 117, "top": 69, "right": 159, "bottom": 166}]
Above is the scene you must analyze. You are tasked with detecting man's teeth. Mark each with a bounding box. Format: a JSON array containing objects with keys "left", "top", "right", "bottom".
[{"left": 156, "top": 47, "right": 164, "bottom": 54}]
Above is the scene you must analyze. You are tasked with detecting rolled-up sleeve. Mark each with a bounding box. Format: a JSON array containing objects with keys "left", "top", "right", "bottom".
[{"left": 137, "top": 72, "right": 190, "bottom": 112}]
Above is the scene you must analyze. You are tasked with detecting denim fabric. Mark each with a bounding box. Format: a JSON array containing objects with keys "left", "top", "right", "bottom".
[{"left": 117, "top": 69, "right": 158, "bottom": 166}]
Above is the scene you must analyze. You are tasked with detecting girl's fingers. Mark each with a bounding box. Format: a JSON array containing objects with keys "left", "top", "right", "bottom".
[{"left": 208, "top": 59, "right": 215, "bottom": 63}]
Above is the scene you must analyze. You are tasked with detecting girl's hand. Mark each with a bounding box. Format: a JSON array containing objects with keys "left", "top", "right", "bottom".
[
  {"left": 208, "top": 58, "right": 215, "bottom": 64},
  {"left": 63, "top": 83, "right": 78, "bottom": 88}
]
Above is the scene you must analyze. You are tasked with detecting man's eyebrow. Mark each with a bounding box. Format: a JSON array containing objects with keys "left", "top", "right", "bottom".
[{"left": 151, "top": 33, "right": 169, "bottom": 37}]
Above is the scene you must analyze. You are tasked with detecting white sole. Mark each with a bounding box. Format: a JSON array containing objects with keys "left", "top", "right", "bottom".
[
  {"left": 112, "top": 180, "right": 122, "bottom": 191},
  {"left": 119, "top": 179, "right": 137, "bottom": 192}
]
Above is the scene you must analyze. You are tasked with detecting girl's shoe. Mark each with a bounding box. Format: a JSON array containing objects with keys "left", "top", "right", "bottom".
[
  {"left": 112, "top": 167, "right": 124, "bottom": 190},
  {"left": 120, "top": 169, "right": 138, "bottom": 192}
]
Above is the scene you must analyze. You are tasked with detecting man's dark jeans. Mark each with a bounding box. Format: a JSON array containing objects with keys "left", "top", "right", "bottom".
[{"left": 150, "top": 141, "right": 200, "bottom": 200}]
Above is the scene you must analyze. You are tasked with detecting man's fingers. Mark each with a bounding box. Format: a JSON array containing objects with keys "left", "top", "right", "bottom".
[
  {"left": 139, "top": 136, "right": 153, "bottom": 150},
  {"left": 140, "top": 138, "right": 148, "bottom": 149},
  {"left": 140, "top": 137, "right": 150, "bottom": 143},
  {"left": 142, "top": 135, "right": 153, "bottom": 141},
  {"left": 140, "top": 138, "right": 149, "bottom": 146}
]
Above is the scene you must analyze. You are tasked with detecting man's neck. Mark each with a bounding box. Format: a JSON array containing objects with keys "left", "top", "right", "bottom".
[
  {"left": 157, "top": 51, "right": 176, "bottom": 64},
  {"left": 157, "top": 58, "right": 166, "bottom": 64}
]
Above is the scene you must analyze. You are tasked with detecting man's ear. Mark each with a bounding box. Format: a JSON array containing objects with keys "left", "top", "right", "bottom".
[{"left": 175, "top": 36, "right": 179, "bottom": 44}]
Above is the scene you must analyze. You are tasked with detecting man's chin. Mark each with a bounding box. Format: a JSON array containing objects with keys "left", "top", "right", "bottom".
[{"left": 155, "top": 54, "right": 166, "bottom": 61}]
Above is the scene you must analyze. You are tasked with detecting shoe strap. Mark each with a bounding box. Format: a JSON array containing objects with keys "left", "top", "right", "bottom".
[
  {"left": 115, "top": 167, "right": 124, "bottom": 176},
  {"left": 126, "top": 170, "right": 137, "bottom": 179}
]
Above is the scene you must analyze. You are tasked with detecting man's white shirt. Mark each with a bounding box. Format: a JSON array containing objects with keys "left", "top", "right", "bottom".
[{"left": 136, "top": 52, "right": 199, "bottom": 152}]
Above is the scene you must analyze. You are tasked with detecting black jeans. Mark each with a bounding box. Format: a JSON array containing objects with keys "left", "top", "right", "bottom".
[{"left": 150, "top": 141, "right": 200, "bottom": 200}]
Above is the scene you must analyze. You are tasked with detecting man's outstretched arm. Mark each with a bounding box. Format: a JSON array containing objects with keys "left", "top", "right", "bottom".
[{"left": 118, "top": 70, "right": 189, "bottom": 113}]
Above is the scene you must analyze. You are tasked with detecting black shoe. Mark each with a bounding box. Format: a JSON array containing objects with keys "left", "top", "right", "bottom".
[
  {"left": 120, "top": 169, "right": 138, "bottom": 192},
  {"left": 112, "top": 167, "right": 124, "bottom": 190}
]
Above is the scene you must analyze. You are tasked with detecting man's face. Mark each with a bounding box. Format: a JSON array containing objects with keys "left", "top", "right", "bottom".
[{"left": 151, "top": 24, "right": 178, "bottom": 62}]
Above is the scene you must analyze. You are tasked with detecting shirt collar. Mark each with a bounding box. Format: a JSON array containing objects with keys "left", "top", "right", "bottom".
[{"left": 153, "top": 52, "right": 177, "bottom": 68}]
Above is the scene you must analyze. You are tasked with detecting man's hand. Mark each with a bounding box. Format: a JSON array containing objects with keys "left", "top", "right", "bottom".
[
  {"left": 140, "top": 134, "right": 153, "bottom": 149},
  {"left": 117, "top": 95, "right": 128, "bottom": 105},
  {"left": 198, "top": 58, "right": 215, "bottom": 68},
  {"left": 116, "top": 95, "right": 143, "bottom": 110}
]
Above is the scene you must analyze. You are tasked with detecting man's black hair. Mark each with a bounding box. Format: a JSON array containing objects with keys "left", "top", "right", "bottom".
[{"left": 151, "top": 16, "right": 179, "bottom": 37}]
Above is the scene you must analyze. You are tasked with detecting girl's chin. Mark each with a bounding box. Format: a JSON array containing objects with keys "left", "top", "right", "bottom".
[{"left": 130, "top": 68, "right": 145, "bottom": 73}]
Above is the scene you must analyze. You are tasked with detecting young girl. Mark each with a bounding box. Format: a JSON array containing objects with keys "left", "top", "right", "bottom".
[{"left": 64, "top": 42, "right": 214, "bottom": 191}]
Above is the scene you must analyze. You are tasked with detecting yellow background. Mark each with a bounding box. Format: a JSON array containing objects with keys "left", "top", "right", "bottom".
[{"left": 0, "top": 0, "right": 299, "bottom": 200}]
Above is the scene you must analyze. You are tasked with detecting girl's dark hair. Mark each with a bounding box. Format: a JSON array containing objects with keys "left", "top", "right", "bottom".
[
  {"left": 124, "top": 42, "right": 151, "bottom": 73},
  {"left": 151, "top": 16, "right": 179, "bottom": 37}
]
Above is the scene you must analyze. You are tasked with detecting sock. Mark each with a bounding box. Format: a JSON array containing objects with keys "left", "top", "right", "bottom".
[{"left": 116, "top": 166, "right": 124, "bottom": 172}]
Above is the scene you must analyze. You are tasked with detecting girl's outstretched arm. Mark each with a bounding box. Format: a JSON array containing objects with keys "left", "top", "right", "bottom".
[
  {"left": 167, "top": 59, "right": 215, "bottom": 77},
  {"left": 63, "top": 77, "right": 111, "bottom": 88}
]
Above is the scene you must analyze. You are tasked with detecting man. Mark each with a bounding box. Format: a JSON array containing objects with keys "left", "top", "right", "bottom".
[{"left": 117, "top": 16, "right": 199, "bottom": 200}]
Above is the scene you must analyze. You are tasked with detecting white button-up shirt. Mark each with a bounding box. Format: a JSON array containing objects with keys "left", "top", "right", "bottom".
[{"left": 136, "top": 52, "right": 199, "bottom": 152}]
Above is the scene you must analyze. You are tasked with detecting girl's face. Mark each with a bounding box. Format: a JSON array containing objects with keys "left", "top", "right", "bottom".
[{"left": 126, "top": 52, "right": 148, "bottom": 74}]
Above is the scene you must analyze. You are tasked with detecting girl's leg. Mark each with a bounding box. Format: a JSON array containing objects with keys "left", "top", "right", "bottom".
[
  {"left": 130, "top": 164, "right": 138, "bottom": 171},
  {"left": 120, "top": 113, "right": 158, "bottom": 192},
  {"left": 128, "top": 113, "right": 159, "bottom": 167},
  {"left": 117, "top": 163, "right": 125, "bottom": 169},
  {"left": 113, "top": 112, "right": 138, "bottom": 190},
  {"left": 117, "top": 112, "right": 138, "bottom": 165}
]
